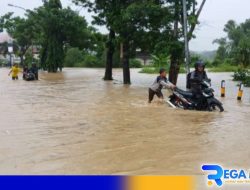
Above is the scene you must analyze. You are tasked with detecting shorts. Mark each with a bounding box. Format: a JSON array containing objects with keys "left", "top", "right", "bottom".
[
  {"left": 148, "top": 88, "right": 163, "bottom": 102},
  {"left": 12, "top": 76, "right": 18, "bottom": 80}
]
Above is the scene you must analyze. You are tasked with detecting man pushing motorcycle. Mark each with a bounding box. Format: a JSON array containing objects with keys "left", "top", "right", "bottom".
[{"left": 148, "top": 68, "right": 176, "bottom": 103}]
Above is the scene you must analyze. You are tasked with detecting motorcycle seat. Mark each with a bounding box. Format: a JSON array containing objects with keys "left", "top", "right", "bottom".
[{"left": 176, "top": 88, "right": 193, "bottom": 98}]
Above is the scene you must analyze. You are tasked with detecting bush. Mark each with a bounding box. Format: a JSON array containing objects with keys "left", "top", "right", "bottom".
[
  {"left": 0, "top": 59, "right": 7, "bottom": 67},
  {"left": 151, "top": 54, "right": 170, "bottom": 69},
  {"left": 204, "top": 60, "right": 213, "bottom": 68},
  {"left": 130, "top": 59, "right": 142, "bottom": 68},
  {"left": 23, "top": 51, "right": 39, "bottom": 68},
  {"left": 64, "top": 47, "right": 106, "bottom": 68},
  {"left": 244, "top": 77, "right": 250, "bottom": 87},
  {"left": 233, "top": 69, "right": 250, "bottom": 87},
  {"left": 64, "top": 48, "right": 84, "bottom": 67},
  {"left": 81, "top": 54, "right": 101, "bottom": 67},
  {"left": 233, "top": 69, "right": 250, "bottom": 81},
  {"left": 140, "top": 67, "right": 160, "bottom": 74},
  {"left": 212, "top": 59, "right": 221, "bottom": 66},
  {"left": 224, "top": 58, "right": 234, "bottom": 65}
]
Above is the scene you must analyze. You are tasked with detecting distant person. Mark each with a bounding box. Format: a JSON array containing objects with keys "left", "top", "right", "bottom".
[
  {"left": 8, "top": 64, "right": 20, "bottom": 80},
  {"left": 148, "top": 68, "right": 176, "bottom": 103},
  {"left": 30, "top": 63, "right": 39, "bottom": 80},
  {"left": 23, "top": 65, "right": 29, "bottom": 80}
]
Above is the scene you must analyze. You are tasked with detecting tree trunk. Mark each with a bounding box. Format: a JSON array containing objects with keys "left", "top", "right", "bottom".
[
  {"left": 169, "top": 1, "right": 180, "bottom": 85},
  {"left": 122, "top": 40, "right": 131, "bottom": 84},
  {"left": 104, "top": 29, "right": 115, "bottom": 80},
  {"left": 169, "top": 56, "right": 180, "bottom": 85}
]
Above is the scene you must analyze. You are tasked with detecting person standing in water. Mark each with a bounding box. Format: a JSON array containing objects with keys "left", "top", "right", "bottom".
[
  {"left": 148, "top": 68, "right": 176, "bottom": 103},
  {"left": 23, "top": 65, "right": 29, "bottom": 80},
  {"left": 8, "top": 63, "right": 21, "bottom": 80},
  {"left": 30, "top": 63, "right": 39, "bottom": 80}
]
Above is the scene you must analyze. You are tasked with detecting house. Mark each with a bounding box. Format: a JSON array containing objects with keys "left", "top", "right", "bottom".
[{"left": 0, "top": 31, "right": 20, "bottom": 65}]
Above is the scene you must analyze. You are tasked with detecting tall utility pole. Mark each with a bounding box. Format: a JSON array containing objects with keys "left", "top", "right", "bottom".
[
  {"left": 8, "top": 39, "right": 14, "bottom": 67},
  {"left": 182, "top": 0, "right": 190, "bottom": 74}
]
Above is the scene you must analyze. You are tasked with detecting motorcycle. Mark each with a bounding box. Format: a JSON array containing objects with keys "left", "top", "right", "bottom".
[
  {"left": 168, "top": 79, "right": 224, "bottom": 112},
  {"left": 23, "top": 72, "right": 36, "bottom": 81}
]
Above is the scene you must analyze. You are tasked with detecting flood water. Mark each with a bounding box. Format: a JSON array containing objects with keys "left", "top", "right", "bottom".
[{"left": 0, "top": 68, "right": 249, "bottom": 177}]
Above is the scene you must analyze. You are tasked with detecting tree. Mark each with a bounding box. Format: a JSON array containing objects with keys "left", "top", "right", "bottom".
[
  {"left": 166, "top": 0, "right": 207, "bottom": 84},
  {"left": 114, "top": 0, "right": 172, "bottom": 84},
  {"left": 28, "top": 0, "right": 94, "bottom": 72},
  {"left": 0, "top": 13, "right": 34, "bottom": 65},
  {"left": 73, "top": 0, "right": 119, "bottom": 81},
  {"left": 64, "top": 47, "right": 84, "bottom": 67},
  {"left": 36, "top": 0, "right": 64, "bottom": 72},
  {"left": 214, "top": 19, "right": 250, "bottom": 68},
  {"left": 74, "top": 0, "right": 174, "bottom": 84},
  {"left": 74, "top": 0, "right": 206, "bottom": 84},
  {"left": 213, "top": 38, "right": 229, "bottom": 62}
]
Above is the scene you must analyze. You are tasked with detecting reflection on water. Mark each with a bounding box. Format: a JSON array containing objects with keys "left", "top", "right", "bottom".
[{"left": 0, "top": 68, "right": 249, "bottom": 175}]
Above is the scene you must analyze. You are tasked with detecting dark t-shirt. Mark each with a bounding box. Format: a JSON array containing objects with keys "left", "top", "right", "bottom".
[{"left": 189, "top": 71, "right": 208, "bottom": 93}]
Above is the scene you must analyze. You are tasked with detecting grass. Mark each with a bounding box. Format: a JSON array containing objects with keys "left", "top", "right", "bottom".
[
  {"left": 140, "top": 64, "right": 240, "bottom": 74},
  {"left": 208, "top": 64, "right": 239, "bottom": 72},
  {"left": 139, "top": 66, "right": 186, "bottom": 74}
]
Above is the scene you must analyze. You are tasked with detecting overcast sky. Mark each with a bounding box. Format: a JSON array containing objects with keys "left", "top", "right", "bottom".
[{"left": 1, "top": 0, "right": 250, "bottom": 51}]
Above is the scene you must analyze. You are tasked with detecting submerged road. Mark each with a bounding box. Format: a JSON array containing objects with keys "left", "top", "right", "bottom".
[{"left": 0, "top": 68, "right": 249, "bottom": 178}]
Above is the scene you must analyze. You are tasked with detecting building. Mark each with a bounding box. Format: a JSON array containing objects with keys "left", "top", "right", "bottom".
[
  {"left": 0, "top": 31, "right": 13, "bottom": 44},
  {"left": 0, "top": 31, "right": 20, "bottom": 66}
]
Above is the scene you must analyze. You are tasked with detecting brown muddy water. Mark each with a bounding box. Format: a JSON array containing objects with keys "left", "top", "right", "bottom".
[{"left": 0, "top": 68, "right": 249, "bottom": 176}]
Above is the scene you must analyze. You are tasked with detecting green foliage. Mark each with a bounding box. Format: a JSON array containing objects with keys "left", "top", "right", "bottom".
[
  {"left": 1, "top": 0, "right": 98, "bottom": 72},
  {"left": 36, "top": 1, "right": 103, "bottom": 72},
  {"left": 0, "top": 14, "right": 34, "bottom": 64},
  {"left": 2, "top": 0, "right": 206, "bottom": 80},
  {"left": 130, "top": 59, "right": 142, "bottom": 68},
  {"left": 244, "top": 79, "right": 250, "bottom": 87},
  {"left": 23, "top": 51, "right": 33, "bottom": 67},
  {"left": 64, "top": 48, "right": 84, "bottom": 67},
  {"left": 82, "top": 54, "right": 104, "bottom": 68},
  {"left": 139, "top": 67, "right": 160, "bottom": 74},
  {"left": 233, "top": 69, "right": 250, "bottom": 81},
  {"left": 140, "top": 66, "right": 186, "bottom": 74},
  {"left": 74, "top": 0, "right": 204, "bottom": 83},
  {"left": 233, "top": 69, "right": 250, "bottom": 87},
  {"left": 209, "top": 64, "right": 238, "bottom": 72},
  {"left": 214, "top": 19, "right": 250, "bottom": 68},
  {"left": 0, "top": 59, "right": 7, "bottom": 66},
  {"left": 151, "top": 54, "right": 170, "bottom": 69},
  {"left": 213, "top": 38, "right": 229, "bottom": 62},
  {"left": 63, "top": 47, "right": 107, "bottom": 68},
  {"left": 23, "top": 51, "right": 39, "bottom": 68}
]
